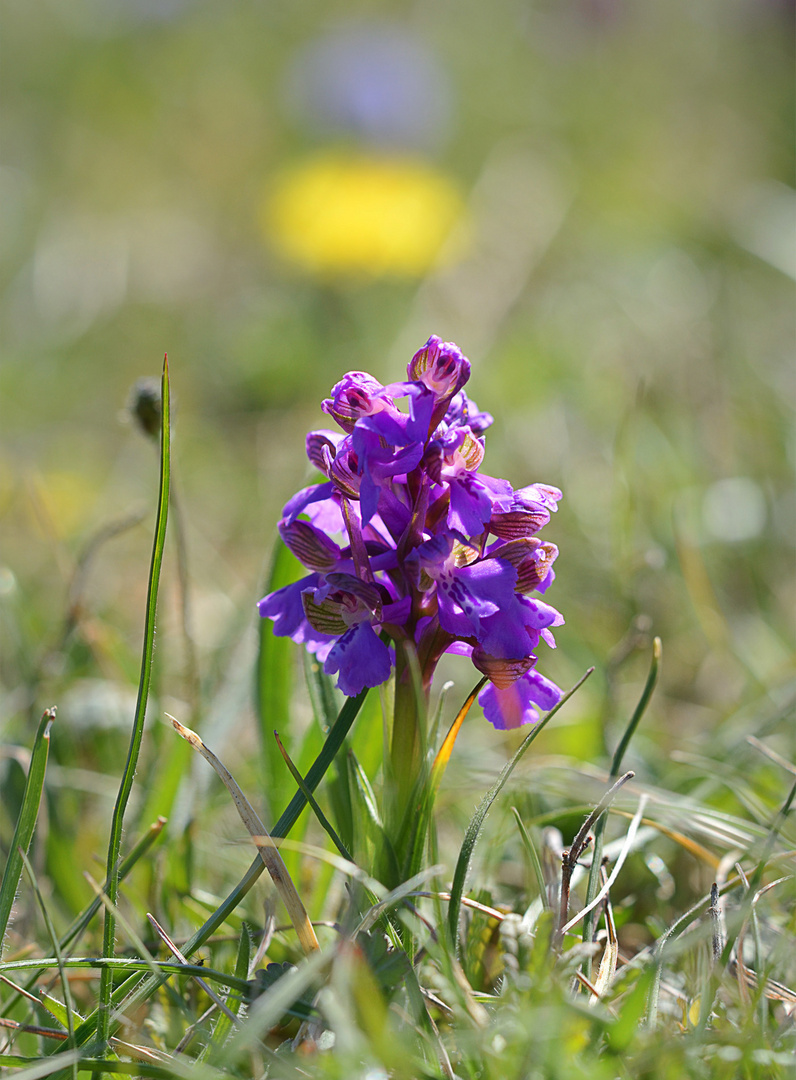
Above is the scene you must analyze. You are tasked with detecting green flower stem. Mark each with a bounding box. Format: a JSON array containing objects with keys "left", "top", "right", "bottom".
[
  {"left": 97, "top": 358, "right": 170, "bottom": 1052},
  {"left": 389, "top": 643, "right": 428, "bottom": 846}
]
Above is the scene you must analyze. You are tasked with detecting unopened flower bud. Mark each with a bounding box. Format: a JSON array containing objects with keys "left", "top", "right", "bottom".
[
  {"left": 322, "top": 372, "right": 390, "bottom": 432},
  {"left": 408, "top": 336, "right": 470, "bottom": 399}
]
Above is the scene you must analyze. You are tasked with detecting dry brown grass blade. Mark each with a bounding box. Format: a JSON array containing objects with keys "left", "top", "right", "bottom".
[
  {"left": 170, "top": 716, "right": 320, "bottom": 956},
  {"left": 590, "top": 865, "right": 618, "bottom": 1004},
  {"left": 611, "top": 811, "right": 721, "bottom": 868},
  {"left": 729, "top": 960, "right": 796, "bottom": 1005}
]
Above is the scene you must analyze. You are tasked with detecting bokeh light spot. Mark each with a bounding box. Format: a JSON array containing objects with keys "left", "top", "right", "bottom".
[{"left": 702, "top": 477, "right": 766, "bottom": 542}]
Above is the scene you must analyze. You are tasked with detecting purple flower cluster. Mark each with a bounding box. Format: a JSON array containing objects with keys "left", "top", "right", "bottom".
[{"left": 258, "top": 336, "right": 564, "bottom": 730}]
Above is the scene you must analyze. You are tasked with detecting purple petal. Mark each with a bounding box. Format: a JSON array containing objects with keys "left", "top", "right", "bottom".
[
  {"left": 381, "top": 596, "right": 412, "bottom": 625},
  {"left": 445, "top": 640, "right": 473, "bottom": 657},
  {"left": 408, "top": 336, "right": 471, "bottom": 399},
  {"left": 478, "top": 669, "right": 562, "bottom": 731},
  {"left": 282, "top": 482, "right": 335, "bottom": 525},
  {"left": 304, "top": 494, "right": 346, "bottom": 536},
  {"left": 444, "top": 390, "right": 493, "bottom": 434},
  {"left": 324, "top": 623, "right": 393, "bottom": 696},
  {"left": 437, "top": 558, "right": 518, "bottom": 639},
  {"left": 322, "top": 372, "right": 391, "bottom": 432},
  {"left": 258, "top": 574, "right": 336, "bottom": 656},
  {"left": 278, "top": 519, "right": 341, "bottom": 571},
  {"left": 518, "top": 595, "right": 564, "bottom": 631},
  {"left": 476, "top": 607, "right": 538, "bottom": 658},
  {"left": 447, "top": 475, "right": 494, "bottom": 536},
  {"left": 525, "top": 669, "right": 563, "bottom": 710},
  {"left": 258, "top": 575, "right": 319, "bottom": 638}
]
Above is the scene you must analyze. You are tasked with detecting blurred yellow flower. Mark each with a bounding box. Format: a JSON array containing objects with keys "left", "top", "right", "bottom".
[{"left": 262, "top": 153, "right": 468, "bottom": 278}]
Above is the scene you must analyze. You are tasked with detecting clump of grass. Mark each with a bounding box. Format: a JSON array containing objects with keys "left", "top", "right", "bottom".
[{"left": 1, "top": 364, "right": 794, "bottom": 1080}]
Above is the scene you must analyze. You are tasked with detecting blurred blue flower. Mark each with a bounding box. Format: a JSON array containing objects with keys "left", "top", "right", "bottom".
[{"left": 282, "top": 22, "right": 454, "bottom": 151}]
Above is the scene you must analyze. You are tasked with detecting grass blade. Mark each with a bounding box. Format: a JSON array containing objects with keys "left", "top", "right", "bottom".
[
  {"left": 62, "top": 687, "right": 369, "bottom": 1050},
  {"left": 62, "top": 816, "right": 167, "bottom": 952},
  {"left": 447, "top": 668, "right": 592, "bottom": 952},
  {"left": 19, "top": 849, "right": 77, "bottom": 1078},
  {"left": 97, "top": 355, "right": 170, "bottom": 1050},
  {"left": 582, "top": 637, "right": 661, "bottom": 952},
  {"left": 146, "top": 913, "right": 238, "bottom": 1025},
  {"left": 274, "top": 731, "right": 352, "bottom": 860},
  {"left": 511, "top": 807, "right": 548, "bottom": 909},
  {"left": 0, "top": 707, "right": 55, "bottom": 957},
  {"left": 0, "top": 817, "right": 166, "bottom": 1021},
  {"left": 171, "top": 717, "right": 320, "bottom": 955}
]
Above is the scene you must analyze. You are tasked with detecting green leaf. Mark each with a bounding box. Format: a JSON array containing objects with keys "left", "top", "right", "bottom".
[
  {"left": 606, "top": 967, "right": 655, "bottom": 1053},
  {"left": 1, "top": 818, "right": 166, "bottom": 1019},
  {"left": 349, "top": 750, "right": 400, "bottom": 886},
  {"left": 19, "top": 848, "right": 78, "bottom": 1079},
  {"left": 398, "top": 677, "right": 485, "bottom": 885},
  {"left": 247, "top": 961, "right": 317, "bottom": 1022},
  {"left": 274, "top": 731, "right": 351, "bottom": 861},
  {"left": 359, "top": 929, "right": 412, "bottom": 996},
  {"left": 0, "top": 707, "right": 55, "bottom": 957},
  {"left": 256, "top": 539, "right": 305, "bottom": 821},
  {"left": 205, "top": 923, "right": 251, "bottom": 1062}
]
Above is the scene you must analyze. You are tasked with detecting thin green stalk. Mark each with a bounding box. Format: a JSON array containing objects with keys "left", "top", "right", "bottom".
[
  {"left": 0, "top": 956, "right": 251, "bottom": 994},
  {"left": 97, "top": 356, "right": 170, "bottom": 1050},
  {"left": 0, "top": 707, "right": 56, "bottom": 957},
  {"left": 19, "top": 849, "right": 77, "bottom": 1079},
  {"left": 582, "top": 637, "right": 661, "bottom": 952},
  {"left": 646, "top": 875, "right": 742, "bottom": 1028},
  {"left": 399, "top": 676, "right": 486, "bottom": 885}
]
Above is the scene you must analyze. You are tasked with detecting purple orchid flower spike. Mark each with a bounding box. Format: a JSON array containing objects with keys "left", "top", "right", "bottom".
[{"left": 259, "top": 334, "right": 565, "bottom": 736}]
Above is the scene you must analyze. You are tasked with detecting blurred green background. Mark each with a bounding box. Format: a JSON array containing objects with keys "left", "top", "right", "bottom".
[{"left": 1, "top": 0, "right": 794, "bottom": 902}]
